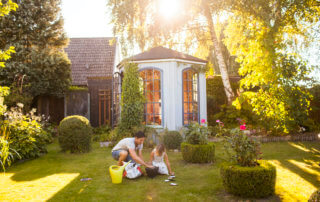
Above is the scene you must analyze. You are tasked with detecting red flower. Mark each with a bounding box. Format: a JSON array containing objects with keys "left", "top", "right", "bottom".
[{"left": 240, "top": 124, "right": 246, "bottom": 130}]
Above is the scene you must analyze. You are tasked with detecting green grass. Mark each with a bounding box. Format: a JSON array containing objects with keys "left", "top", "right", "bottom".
[{"left": 0, "top": 140, "right": 319, "bottom": 201}]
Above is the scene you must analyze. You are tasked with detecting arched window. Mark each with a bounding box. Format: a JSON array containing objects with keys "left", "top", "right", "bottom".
[
  {"left": 182, "top": 69, "right": 199, "bottom": 125},
  {"left": 139, "top": 68, "right": 162, "bottom": 126}
]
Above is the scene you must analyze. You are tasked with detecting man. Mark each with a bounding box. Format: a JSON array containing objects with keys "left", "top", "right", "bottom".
[{"left": 111, "top": 131, "right": 153, "bottom": 168}]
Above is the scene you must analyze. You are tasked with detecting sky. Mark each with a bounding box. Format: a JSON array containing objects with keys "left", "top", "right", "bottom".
[{"left": 61, "top": 0, "right": 113, "bottom": 38}]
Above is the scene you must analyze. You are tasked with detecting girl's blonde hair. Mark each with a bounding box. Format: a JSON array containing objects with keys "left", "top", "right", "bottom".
[{"left": 156, "top": 144, "right": 165, "bottom": 156}]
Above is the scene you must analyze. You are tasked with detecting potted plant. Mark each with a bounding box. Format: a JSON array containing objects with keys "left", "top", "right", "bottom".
[
  {"left": 220, "top": 128, "right": 276, "bottom": 198},
  {"left": 181, "top": 119, "right": 215, "bottom": 163}
]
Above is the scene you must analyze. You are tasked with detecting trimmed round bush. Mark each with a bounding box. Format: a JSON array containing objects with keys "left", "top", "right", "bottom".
[
  {"left": 309, "top": 189, "right": 320, "bottom": 202},
  {"left": 163, "top": 131, "right": 183, "bottom": 150},
  {"left": 58, "top": 115, "right": 92, "bottom": 153},
  {"left": 220, "top": 160, "right": 276, "bottom": 198},
  {"left": 181, "top": 142, "right": 215, "bottom": 163}
]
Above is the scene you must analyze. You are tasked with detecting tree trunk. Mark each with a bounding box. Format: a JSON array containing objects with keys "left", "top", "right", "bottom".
[{"left": 203, "top": 4, "right": 235, "bottom": 104}]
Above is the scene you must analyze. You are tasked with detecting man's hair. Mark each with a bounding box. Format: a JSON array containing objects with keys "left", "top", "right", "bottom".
[{"left": 134, "top": 131, "right": 145, "bottom": 138}]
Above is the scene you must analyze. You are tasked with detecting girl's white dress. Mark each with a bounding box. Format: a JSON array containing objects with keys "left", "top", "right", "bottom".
[{"left": 152, "top": 149, "right": 169, "bottom": 175}]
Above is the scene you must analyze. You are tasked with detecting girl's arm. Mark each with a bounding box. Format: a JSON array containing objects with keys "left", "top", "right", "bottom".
[
  {"left": 149, "top": 150, "right": 155, "bottom": 163},
  {"left": 164, "top": 153, "right": 174, "bottom": 175}
]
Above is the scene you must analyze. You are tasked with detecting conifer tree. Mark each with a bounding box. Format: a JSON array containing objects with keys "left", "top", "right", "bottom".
[
  {"left": 0, "top": 0, "right": 70, "bottom": 108},
  {"left": 118, "top": 63, "right": 144, "bottom": 133}
]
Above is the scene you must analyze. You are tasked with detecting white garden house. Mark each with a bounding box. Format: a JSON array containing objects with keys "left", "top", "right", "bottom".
[{"left": 114, "top": 46, "right": 207, "bottom": 131}]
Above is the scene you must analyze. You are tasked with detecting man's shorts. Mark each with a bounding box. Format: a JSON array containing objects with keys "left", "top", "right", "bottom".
[{"left": 111, "top": 150, "right": 135, "bottom": 163}]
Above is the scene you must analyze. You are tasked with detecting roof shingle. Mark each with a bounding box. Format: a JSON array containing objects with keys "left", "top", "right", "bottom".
[{"left": 65, "top": 37, "right": 116, "bottom": 85}]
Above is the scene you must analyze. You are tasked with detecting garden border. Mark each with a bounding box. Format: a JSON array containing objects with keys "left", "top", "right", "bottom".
[{"left": 209, "top": 133, "right": 320, "bottom": 143}]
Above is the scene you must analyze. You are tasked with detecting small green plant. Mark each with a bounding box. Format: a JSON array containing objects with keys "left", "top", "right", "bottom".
[
  {"left": 161, "top": 129, "right": 183, "bottom": 150},
  {"left": 0, "top": 126, "right": 20, "bottom": 171},
  {"left": 222, "top": 128, "right": 262, "bottom": 167},
  {"left": 184, "top": 121, "right": 209, "bottom": 145},
  {"left": 58, "top": 115, "right": 92, "bottom": 153},
  {"left": 3, "top": 105, "right": 52, "bottom": 160}
]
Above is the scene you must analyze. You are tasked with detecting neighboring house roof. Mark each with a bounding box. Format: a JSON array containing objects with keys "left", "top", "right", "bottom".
[
  {"left": 65, "top": 37, "right": 116, "bottom": 85},
  {"left": 120, "top": 46, "right": 207, "bottom": 66}
]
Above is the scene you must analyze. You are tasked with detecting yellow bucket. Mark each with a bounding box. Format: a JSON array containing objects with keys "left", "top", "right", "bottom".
[{"left": 109, "top": 161, "right": 131, "bottom": 184}]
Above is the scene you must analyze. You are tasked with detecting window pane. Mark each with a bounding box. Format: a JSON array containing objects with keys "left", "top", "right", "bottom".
[
  {"left": 154, "top": 103, "right": 161, "bottom": 114},
  {"left": 146, "top": 69, "right": 153, "bottom": 80},
  {"left": 188, "top": 81, "right": 192, "bottom": 91},
  {"left": 183, "top": 71, "right": 188, "bottom": 80},
  {"left": 146, "top": 92, "right": 153, "bottom": 102},
  {"left": 188, "top": 92, "right": 193, "bottom": 102},
  {"left": 146, "top": 115, "right": 153, "bottom": 125},
  {"left": 154, "top": 70, "right": 160, "bottom": 79},
  {"left": 145, "top": 80, "right": 153, "bottom": 91},
  {"left": 184, "top": 114, "right": 188, "bottom": 125},
  {"left": 193, "top": 103, "right": 198, "bottom": 113},
  {"left": 184, "top": 102, "right": 189, "bottom": 113},
  {"left": 146, "top": 103, "right": 153, "bottom": 114},
  {"left": 154, "top": 80, "right": 160, "bottom": 91},
  {"left": 193, "top": 113, "right": 198, "bottom": 122},
  {"left": 183, "top": 91, "right": 188, "bottom": 102},
  {"left": 183, "top": 80, "right": 188, "bottom": 91},
  {"left": 154, "top": 91, "right": 161, "bottom": 102},
  {"left": 154, "top": 114, "right": 161, "bottom": 125},
  {"left": 187, "top": 70, "right": 194, "bottom": 80}
]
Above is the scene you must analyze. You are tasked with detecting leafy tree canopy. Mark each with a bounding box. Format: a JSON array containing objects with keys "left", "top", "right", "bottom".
[{"left": 0, "top": 0, "right": 71, "bottom": 109}]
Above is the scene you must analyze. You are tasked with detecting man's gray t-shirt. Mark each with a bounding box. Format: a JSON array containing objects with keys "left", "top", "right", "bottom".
[{"left": 111, "top": 138, "right": 143, "bottom": 152}]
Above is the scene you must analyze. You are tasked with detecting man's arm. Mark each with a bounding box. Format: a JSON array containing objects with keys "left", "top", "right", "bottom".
[
  {"left": 138, "top": 149, "right": 144, "bottom": 160},
  {"left": 128, "top": 148, "right": 153, "bottom": 168}
]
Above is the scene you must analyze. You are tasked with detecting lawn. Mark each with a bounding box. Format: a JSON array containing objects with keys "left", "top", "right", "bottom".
[{"left": 0, "top": 140, "right": 319, "bottom": 201}]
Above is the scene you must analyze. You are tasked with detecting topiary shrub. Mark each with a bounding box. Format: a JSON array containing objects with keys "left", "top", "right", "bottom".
[
  {"left": 309, "top": 189, "right": 320, "bottom": 202},
  {"left": 58, "top": 115, "right": 92, "bottom": 153},
  {"left": 162, "top": 130, "right": 183, "bottom": 150},
  {"left": 181, "top": 142, "right": 215, "bottom": 163},
  {"left": 220, "top": 160, "right": 276, "bottom": 198}
]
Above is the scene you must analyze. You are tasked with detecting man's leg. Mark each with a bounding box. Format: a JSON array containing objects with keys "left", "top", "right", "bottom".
[{"left": 117, "top": 150, "right": 128, "bottom": 166}]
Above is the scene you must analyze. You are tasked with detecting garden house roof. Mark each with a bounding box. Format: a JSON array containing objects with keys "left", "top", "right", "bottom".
[
  {"left": 65, "top": 37, "right": 116, "bottom": 85},
  {"left": 119, "top": 46, "right": 207, "bottom": 67}
]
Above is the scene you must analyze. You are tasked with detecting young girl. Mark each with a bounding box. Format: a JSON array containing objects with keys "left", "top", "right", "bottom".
[{"left": 150, "top": 144, "right": 174, "bottom": 175}]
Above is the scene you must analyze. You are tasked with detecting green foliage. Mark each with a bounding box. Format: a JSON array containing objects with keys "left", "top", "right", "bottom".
[
  {"left": 181, "top": 142, "right": 215, "bottom": 163},
  {"left": 58, "top": 115, "right": 92, "bottom": 153},
  {"left": 161, "top": 130, "right": 183, "bottom": 150},
  {"left": 220, "top": 160, "right": 276, "bottom": 198},
  {"left": 309, "top": 84, "right": 320, "bottom": 125},
  {"left": 68, "top": 86, "right": 88, "bottom": 91},
  {"left": 222, "top": 128, "right": 262, "bottom": 167},
  {"left": 0, "top": 0, "right": 71, "bottom": 109},
  {"left": 118, "top": 63, "right": 144, "bottom": 133},
  {"left": 206, "top": 77, "right": 241, "bottom": 126},
  {"left": 92, "top": 124, "right": 112, "bottom": 142},
  {"left": 0, "top": 125, "right": 20, "bottom": 171},
  {"left": 224, "top": 0, "right": 319, "bottom": 134},
  {"left": 0, "top": 0, "right": 18, "bottom": 17},
  {"left": 309, "top": 189, "right": 320, "bottom": 202},
  {"left": 3, "top": 105, "right": 52, "bottom": 160},
  {"left": 4, "top": 83, "right": 33, "bottom": 112},
  {"left": 184, "top": 122, "right": 209, "bottom": 145}
]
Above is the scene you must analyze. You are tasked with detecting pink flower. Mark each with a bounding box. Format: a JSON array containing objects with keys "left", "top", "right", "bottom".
[
  {"left": 240, "top": 124, "right": 246, "bottom": 130},
  {"left": 216, "top": 120, "right": 220, "bottom": 123},
  {"left": 201, "top": 119, "right": 206, "bottom": 124}
]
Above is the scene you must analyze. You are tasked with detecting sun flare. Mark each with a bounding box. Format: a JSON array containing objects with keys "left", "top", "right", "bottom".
[{"left": 158, "top": 0, "right": 180, "bottom": 19}]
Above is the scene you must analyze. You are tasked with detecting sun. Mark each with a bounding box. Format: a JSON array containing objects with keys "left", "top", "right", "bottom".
[{"left": 158, "top": 0, "right": 180, "bottom": 19}]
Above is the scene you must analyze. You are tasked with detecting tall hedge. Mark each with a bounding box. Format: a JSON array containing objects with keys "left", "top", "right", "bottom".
[{"left": 118, "top": 63, "right": 144, "bottom": 134}]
